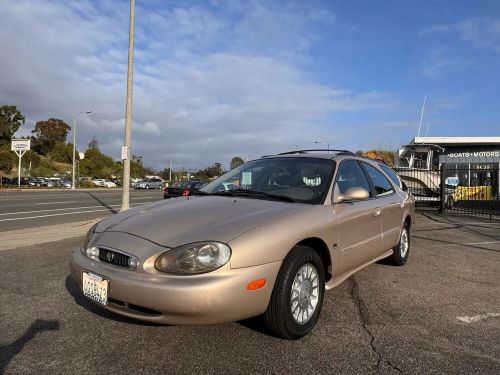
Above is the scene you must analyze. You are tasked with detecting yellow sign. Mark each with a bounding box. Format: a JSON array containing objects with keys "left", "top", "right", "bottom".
[{"left": 453, "top": 186, "right": 492, "bottom": 201}]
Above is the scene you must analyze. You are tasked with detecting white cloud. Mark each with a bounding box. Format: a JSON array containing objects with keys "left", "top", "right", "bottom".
[
  {"left": 0, "top": 0, "right": 392, "bottom": 170},
  {"left": 419, "top": 48, "right": 473, "bottom": 78},
  {"left": 421, "top": 17, "right": 500, "bottom": 52}
]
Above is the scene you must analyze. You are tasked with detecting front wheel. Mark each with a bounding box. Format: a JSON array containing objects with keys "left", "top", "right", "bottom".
[
  {"left": 263, "top": 245, "right": 325, "bottom": 340},
  {"left": 387, "top": 224, "right": 410, "bottom": 266}
]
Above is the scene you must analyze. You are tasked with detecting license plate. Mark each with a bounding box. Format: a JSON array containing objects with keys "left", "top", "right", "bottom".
[{"left": 82, "top": 271, "right": 109, "bottom": 306}]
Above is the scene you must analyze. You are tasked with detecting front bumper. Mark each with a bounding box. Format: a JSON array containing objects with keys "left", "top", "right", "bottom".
[{"left": 70, "top": 249, "right": 281, "bottom": 325}]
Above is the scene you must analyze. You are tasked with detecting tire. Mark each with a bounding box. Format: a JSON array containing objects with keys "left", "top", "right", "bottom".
[
  {"left": 387, "top": 223, "right": 410, "bottom": 266},
  {"left": 263, "top": 245, "right": 325, "bottom": 340},
  {"left": 146, "top": 185, "right": 150, "bottom": 189}
]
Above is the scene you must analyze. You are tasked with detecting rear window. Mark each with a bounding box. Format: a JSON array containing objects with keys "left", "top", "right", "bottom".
[{"left": 172, "top": 181, "right": 190, "bottom": 188}]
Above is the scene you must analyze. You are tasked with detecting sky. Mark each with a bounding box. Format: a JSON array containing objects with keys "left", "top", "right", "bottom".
[{"left": 1, "top": 0, "right": 500, "bottom": 171}]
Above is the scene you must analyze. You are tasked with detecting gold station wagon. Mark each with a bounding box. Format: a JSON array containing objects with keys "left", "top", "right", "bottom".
[{"left": 70, "top": 149, "right": 414, "bottom": 339}]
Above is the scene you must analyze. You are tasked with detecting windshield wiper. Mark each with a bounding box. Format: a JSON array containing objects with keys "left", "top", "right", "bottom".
[{"left": 213, "top": 189, "right": 296, "bottom": 203}]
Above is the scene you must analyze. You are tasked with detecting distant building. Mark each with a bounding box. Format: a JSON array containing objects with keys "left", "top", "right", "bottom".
[
  {"left": 396, "top": 137, "right": 500, "bottom": 168},
  {"left": 396, "top": 136, "right": 500, "bottom": 200}
]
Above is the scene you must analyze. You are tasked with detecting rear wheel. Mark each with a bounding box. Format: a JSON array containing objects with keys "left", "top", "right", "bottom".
[
  {"left": 387, "top": 223, "right": 410, "bottom": 266},
  {"left": 146, "top": 185, "right": 150, "bottom": 189},
  {"left": 263, "top": 245, "right": 325, "bottom": 340}
]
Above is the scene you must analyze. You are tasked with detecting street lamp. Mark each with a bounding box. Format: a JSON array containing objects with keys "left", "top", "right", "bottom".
[
  {"left": 314, "top": 140, "right": 330, "bottom": 153},
  {"left": 72, "top": 110, "right": 92, "bottom": 189}
]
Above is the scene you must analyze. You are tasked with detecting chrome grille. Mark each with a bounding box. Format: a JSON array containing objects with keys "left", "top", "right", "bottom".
[{"left": 98, "top": 248, "right": 130, "bottom": 269}]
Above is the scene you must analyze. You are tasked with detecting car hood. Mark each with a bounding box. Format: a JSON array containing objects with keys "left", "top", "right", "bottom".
[{"left": 95, "top": 196, "right": 307, "bottom": 248}]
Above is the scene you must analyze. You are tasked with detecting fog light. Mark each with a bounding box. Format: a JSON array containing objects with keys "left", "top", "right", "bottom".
[
  {"left": 128, "top": 257, "right": 139, "bottom": 269},
  {"left": 85, "top": 246, "right": 100, "bottom": 260}
]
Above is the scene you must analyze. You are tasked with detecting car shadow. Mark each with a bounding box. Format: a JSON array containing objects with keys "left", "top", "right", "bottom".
[
  {"left": 86, "top": 192, "right": 118, "bottom": 214},
  {"left": 237, "top": 316, "right": 284, "bottom": 339},
  {"left": 64, "top": 275, "right": 163, "bottom": 326},
  {"left": 0, "top": 319, "right": 60, "bottom": 374}
]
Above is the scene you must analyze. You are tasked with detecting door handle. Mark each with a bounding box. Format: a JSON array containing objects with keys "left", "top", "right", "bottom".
[{"left": 373, "top": 208, "right": 382, "bottom": 217}]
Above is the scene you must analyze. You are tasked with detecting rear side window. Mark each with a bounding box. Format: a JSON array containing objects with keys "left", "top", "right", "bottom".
[
  {"left": 362, "top": 163, "right": 394, "bottom": 197},
  {"left": 336, "top": 160, "right": 371, "bottom": 194},
  {"left": 379, "top": 164, "right": 402, "bottom": 189}
]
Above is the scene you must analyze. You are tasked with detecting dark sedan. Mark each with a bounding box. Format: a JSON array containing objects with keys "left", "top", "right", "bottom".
[{"left": 164, "top": 180, "right": 203, "bottom": 199}]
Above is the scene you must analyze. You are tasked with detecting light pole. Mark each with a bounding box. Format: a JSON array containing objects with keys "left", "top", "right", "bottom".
[
  {"left": 314, "top": 140, "right": 330, "bottom": 153},
  {"left": 121, "top": 0, "right": 135, "bottom": 211},
  {"left": 72, "top": 110, "right": 92, "bottom": 189}
]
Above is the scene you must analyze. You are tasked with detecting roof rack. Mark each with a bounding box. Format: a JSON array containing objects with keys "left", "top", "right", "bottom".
[{"left": 275, "top": 149, "right": 354, "bottom": 156}]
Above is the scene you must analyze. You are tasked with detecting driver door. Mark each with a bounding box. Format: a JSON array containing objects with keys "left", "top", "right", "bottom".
[{"left": 333, "top": 160, "right": 382, "bottom": 274}]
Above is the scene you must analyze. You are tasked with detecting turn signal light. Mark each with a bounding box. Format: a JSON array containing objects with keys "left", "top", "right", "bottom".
[{"left": 246, "top": 279, "right": 266, "bottom": 290}]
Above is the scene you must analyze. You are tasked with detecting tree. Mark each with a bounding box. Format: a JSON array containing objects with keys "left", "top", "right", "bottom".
[
  {"left": 88, "top": 135, "right": 99, "bottom": 151},
  {"left": 0, "top": 105, "right": 25, "bottom": 146},
  {"left": 22, "top": 150, "right": 41, "bottom": 173},
  {"left": 51, "top": 141, "right": 74, "bottom": 163},
  {"left": 363, "top": 150, "right": 395, "bottom": 166},
  {"left": 0, "top": 150, "right": 14, "bottom": 175},
  {"left": 230, "top": 156, "right": 244, "bottom": 170},
  {"left": 31, "top": 118, "right": 71, "bottom": 155}
]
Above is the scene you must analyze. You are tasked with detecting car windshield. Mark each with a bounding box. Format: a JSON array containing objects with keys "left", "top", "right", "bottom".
[{"left": 201, "top": 157, "right": 335, "bottom": 204}]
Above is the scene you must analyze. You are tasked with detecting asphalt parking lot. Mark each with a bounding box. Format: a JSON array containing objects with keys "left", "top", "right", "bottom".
[{"left": 0, "top": 213, "right": 499, "bottom": 374}]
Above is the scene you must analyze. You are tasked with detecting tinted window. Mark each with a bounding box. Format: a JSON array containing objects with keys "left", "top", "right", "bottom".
[
  {"left": 336, "top": 160, "right": 371, "bottom": 194},
  {"left": 362, "top": 163, "right": 394, "bottom": 197},
  {"left": 379, "top": 164, "right": 402, "bottom": 189}
]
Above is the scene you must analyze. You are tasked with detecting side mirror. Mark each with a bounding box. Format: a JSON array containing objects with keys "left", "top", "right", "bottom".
[{"left": 334, "top": 187, "right": 369, "bottom": 203}]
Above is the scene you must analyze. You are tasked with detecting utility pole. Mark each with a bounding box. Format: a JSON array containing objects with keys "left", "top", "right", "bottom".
[
  {"left": 121, "top": 0, "right": 135, "bottom": 211},
  {"left": 169, "top": 160, "right": 172, "bottom": 182}
]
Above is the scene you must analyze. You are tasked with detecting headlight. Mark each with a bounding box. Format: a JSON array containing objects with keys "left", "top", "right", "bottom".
[
  {"left": 82, "top": 223, "right": 98, "bottom": 251},
  {"left": 155, "top": 242, "right": 231, "bottom": 275}
]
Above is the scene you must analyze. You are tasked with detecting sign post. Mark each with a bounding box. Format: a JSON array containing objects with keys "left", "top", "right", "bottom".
[{"left": 11, "top": 139, "right": 30, "bottom": 188}]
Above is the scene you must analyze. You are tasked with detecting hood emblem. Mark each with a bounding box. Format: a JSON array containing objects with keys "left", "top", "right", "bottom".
[{"left": 106, "top": 252, "right": 115, "bottom": 262}]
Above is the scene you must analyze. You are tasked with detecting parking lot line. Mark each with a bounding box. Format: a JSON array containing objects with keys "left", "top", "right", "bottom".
[
  {"left": 35, "top": 201, "right": 78, "bottom": 205},
  {"left": 427, "top": 240, "right": 500, "bottom": 248},
  {"left": 0, "top": 202, "right": 152, "bottom": 222},
  {"left": 457, "top": 313, "right": 500, "bottom": 324}
]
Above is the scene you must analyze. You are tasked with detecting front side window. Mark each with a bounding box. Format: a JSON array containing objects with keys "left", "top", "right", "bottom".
[
  {"left": 335, "top": 160, "right": 371, "bottom": 194},
  {"left": 201, "top": 157, "right": 335, "bottom": 204},
  {"left": 362, "top": 163, "right": 394, "bottom": 197},
  {"left": 379, "top": 164, "right": 403, "bottom": 189}
]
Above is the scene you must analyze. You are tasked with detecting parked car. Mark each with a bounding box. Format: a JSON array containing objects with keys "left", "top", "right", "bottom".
[
  {"left": 103, "top": 180, "right": 117, "bottom": 188},
  {"left": 131, "top": 178, "right": 142, "bottom": 188},
  {"left": 135, "top": 178, "right": 163, "bottom": 189},
  {"left": 164, "top": 180, "right": 203, "bottom": 199},
  {"left": 37, "top": 178, "right": 54, "bottom": 187},
  {"left": 59, "top": 179, "right": 72, "bottom": 189},
  {"left": 71, "top": 150, "right": 414, "bottom": 339},
  {"left": 92, "top": 179, "right": 106, "bottom": 187},
  {"left": 0, "top": 177, "right": 12, "bottom": 187},
  {"left": 26, "top": 177, "right": 41, "bottom": 186}
]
